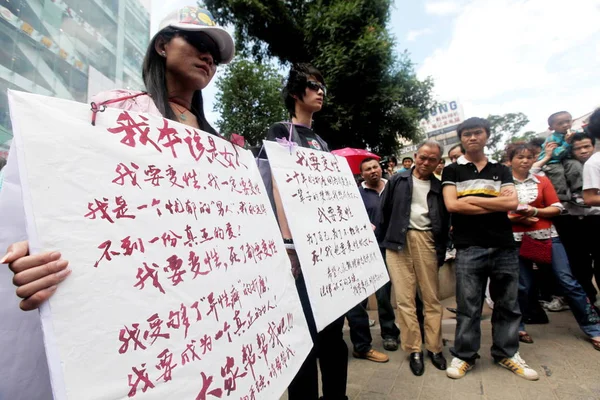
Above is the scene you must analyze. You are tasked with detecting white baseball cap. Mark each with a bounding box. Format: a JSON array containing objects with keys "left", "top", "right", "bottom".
[{"left": 156, "top": 5, "right": 235, "bottom": 64}]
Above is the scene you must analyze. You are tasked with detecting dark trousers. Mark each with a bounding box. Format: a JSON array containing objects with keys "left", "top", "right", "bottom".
[
  {"left": 554, "top": 215, "right": 600, "bottom": 304},
  {"left": 288, "top": 274, "right": 348, "bottom": 400},
  {"left": 346, "top": 249, "right": 400, "bottom": 353},
  {"left": 518, "top": 238, "right": 600, "bottom": 337},
  {"left": 451, "top": 246, "right": 521, "bottom": 362}
]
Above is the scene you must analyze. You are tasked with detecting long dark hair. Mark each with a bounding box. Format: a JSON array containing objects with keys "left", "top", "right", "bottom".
[{"left": 142, "top": 27, "right": 218, "bottom": 135}]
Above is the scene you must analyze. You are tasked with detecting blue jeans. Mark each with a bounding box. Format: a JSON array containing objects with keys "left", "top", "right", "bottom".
[
  {"left": 451, "top": 247, "right": 521, "bottom": 362},
  {"left": 518, "top": 237, "right": 600, "bottom": 337}
]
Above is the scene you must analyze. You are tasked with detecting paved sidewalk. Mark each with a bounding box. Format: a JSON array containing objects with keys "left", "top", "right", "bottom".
[{"left": 281, "top": 303, "right": 600, "bottom": 400}]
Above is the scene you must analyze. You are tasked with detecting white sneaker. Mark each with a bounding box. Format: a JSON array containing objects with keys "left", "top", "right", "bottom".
[
  {"left": 446, "top": 357, "right": 473, "bottom": 379},
  {"left": 545, "top": 296, "right": 569, "bottom": 312},
  {"left": 368, "top": 319, "right": 376, "bottom": 327},
  {"left": 497, "top": 352, "right": 539, "bottom": 381}
]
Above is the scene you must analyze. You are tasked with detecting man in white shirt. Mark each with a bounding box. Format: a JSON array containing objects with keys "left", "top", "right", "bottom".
[{"left": 581, "top": 108, "right": 600, "bottom": 308}]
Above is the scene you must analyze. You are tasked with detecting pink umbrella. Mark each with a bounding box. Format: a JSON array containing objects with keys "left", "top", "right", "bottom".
[{"left": 331, "top": 148, "right": 381, "bottom": 174}]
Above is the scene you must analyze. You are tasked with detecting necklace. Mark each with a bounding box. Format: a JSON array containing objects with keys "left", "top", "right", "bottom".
[{"left": 169, "top": 101, "right": 190, "bottom": 121}]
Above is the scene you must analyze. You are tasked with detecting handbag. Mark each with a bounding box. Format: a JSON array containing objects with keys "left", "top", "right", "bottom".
[{"left": 519, "top": 234, "right": 552, "bottom": 265}]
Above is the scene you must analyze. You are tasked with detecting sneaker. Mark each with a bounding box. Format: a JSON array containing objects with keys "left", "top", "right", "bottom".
[
  {"left": 352, "top": 349, "right": 389, "bottom": 363},
  {"left": 368, "top": 319, "right": 376, "bottom": 327},
  {"left": 497, "top": 352, "right": 539, "bottom": 381},
  {"left": 545, "top": 296, "right": 569, "bottom": 312},
  {"left": 446, "top": 357, "right": 473, "bottom": 379},
  {"left": 382, "top": 338, "right": 399, "bottom": 351}
]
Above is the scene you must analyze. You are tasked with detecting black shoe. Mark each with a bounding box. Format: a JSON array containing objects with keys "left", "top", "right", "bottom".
[
  {"left": 428, "top": 351, "right": 447, "bottom": 370},
  {"left": 383, "top": 338, "right": 399, "bottom": 351},
  {"left": 409, "top": 352, "right": 424, "bottom": 376},
  {"left": 446, "top": 307, "right": 457, "bottom": 314}
]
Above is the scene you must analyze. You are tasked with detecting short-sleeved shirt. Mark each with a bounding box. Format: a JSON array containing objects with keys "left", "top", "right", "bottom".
[
  {"left": 266, "top": 123, "right": 329, "bottom": 151},
  {"left": 583, "top": 152, "right": 600, "bottom": 192},
  {"left": 441, "top": 155, "right": 515, "bottom": 248}
]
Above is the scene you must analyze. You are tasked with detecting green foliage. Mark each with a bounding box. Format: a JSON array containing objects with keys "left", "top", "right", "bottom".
[
  {"left": 487, "top": 112, "right": 531, "bottom": 161},
  {"left": 203, "top": 0, "right": 435, "bottom": 153},
  {"left": 214, "top": 59, "right": 288, "bottom": 146}
]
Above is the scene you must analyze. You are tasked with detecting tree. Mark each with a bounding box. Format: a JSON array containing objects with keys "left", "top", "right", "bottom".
[
  {"left": 204, "top": 0, "right": 434, "bottom": 153},
  {"left": 486, "top": 112, "right": 530, "bottom": 161},
  {"left": 214, "top": 59, "right": 287, "bottom": 146}
]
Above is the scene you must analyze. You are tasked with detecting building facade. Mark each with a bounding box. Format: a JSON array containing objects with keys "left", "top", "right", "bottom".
[{"left": 0, "top": 0, "right": 151, "bottom": 160}]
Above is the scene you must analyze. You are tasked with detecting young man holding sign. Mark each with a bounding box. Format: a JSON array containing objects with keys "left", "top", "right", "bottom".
[{"left": 266, "top": 63, "right": 349, "bottom": 400}]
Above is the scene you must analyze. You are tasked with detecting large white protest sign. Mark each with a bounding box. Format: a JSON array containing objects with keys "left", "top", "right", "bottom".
[
  {"left": 7, "top": 90, "right": 311, "bottom": 400},
  {"left": 263, "top": 141, "right": 389, "bottom": 331}
]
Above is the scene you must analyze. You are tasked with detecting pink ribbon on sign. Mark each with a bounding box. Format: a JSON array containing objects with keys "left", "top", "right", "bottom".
[
  {"left": 275, "top": 137, "right": 297, "bottom": 154},
  {"left": 275, "top": 122, "right": 297, "bottom": 154}
]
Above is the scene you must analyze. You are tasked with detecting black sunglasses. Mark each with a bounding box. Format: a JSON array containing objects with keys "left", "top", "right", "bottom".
[
  {"left": 176, "top": 30, "right": 221, "bottom": 66},
  {"left": 306, "top": 80, "right": 327, "bottom": 96}
]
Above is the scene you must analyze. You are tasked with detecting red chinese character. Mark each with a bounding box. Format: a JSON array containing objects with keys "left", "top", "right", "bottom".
[
  {"left": 205, "top": 292, "right": 220, "bottom": 322},
  {"left": 220, "top": 356, "right": 247, "bottom": 395},
  {"left": 113, "top": 162, "right": 141, "bottom": 188},
  {"left": 164, "top": 254, "right": 186, "bottom": 286},
  {"left": 94, "top": 240, "right": 120, "bottom": 268},
  {"left": 108, "top": 112, "right": 149, "bottom": 148},
  {"left": 184, "top": 129, "right": 206, "bottom": 161},
  {"left": 144, "top": 165, "right": 164, "bottom": 187},
  {"left": 199, "top": 334, "right": 213, "bottom": 355},
  {"left": 181, "top": 339, "right": 201, "bottom": 365},
  {"left": 182, "top": 169, "right": 200, "bottom": 189},
  {"left": 295, "top": 151, "right": 307, "bottom": 168},
  {"left": 241, "top": 343, "right": 257, "bottom": 380},
  {"left": 157, "top": 119, "right": 182, "bottom": 158},
  {"left": 112, "top": 196, "right": 136, "bottom": 219},
  {"left": 207, "top": 173, "right": 220, "bottom": 190},
  {"left": 127, "top": 364, "right": 155, "bottom": 397},
  {"left": 256, "top": 333, "right": 269, "bottom": 364},
  {"left": 143, "top": 313, "right": 170, "bottom": 345},
  {"left": 119, "top": 323, "right": 147, "bottom": 354},
  {"left": 191, "top": 300, "right": 203, "bottom": 321},
  {"left": 121, "top": 236, "right": 145, "bottom": 256},
  {"left": 162, "top": 230, "right": 183, "bottom": 247},
  {"left": 184, "top": 225, "right": 198, "bottom": 246},
  {"left": 213, "top": 226, "right": 224, "bottom": 240},
  {"left": 214, "top": 320, "right": 232, "bottom": 342},
  {"left": 228, "top": 246, "right": 241, "bottom": 267},
  {"left": 134, "top": 262, "right": 165, "bottom": 294},
  {"left": 155, "top": 348, "right": 178, "bottom": 383},
  {"left": 196, "top": 372, "right": 223, "bottom": 400},
  {"left": 205, "top": 136, "right": 218, "bottom": 163},
  {"left": 166, "top": 165, "right": 184, "bottom": 188},
  {"left": 189, "top": 250, "right": 210, "bottom": 278},
  {"left": 185, "top": 200, "right": 199, "bottom": 220},
  {"left": 204, "top": 249, "right": 222, "bottom": 270},
  {"left": 85, "top": 198, "right": 114, "bottom": 223}
]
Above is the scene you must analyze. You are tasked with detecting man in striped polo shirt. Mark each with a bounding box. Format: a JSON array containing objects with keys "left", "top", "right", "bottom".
[{"left": 441, "top": 117, "right": 539, "bottom": 381}]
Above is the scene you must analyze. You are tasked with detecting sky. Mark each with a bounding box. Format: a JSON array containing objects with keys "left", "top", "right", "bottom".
[
  {"left": 151, "top": 0, "right": 600, "bottom": 134},
  {"left": 390, "top": 0, "right": 600, "bottom": 133}
]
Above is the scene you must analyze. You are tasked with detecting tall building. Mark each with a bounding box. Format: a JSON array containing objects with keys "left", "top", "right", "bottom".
[{"left": 0, "top": 0, "right": 151, "bottom": 160}]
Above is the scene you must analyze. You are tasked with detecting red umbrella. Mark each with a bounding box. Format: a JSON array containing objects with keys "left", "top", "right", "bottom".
[{"left": 331, "top": 147, "right": 381, "bottom": 174}]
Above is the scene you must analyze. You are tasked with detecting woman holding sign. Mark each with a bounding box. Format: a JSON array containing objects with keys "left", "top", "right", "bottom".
[
  {"left": 265, "top": 64, "right": 349, "bottom": 400},
  {"left": 2, "top": 5, "right": 234, "bottom": 309}
]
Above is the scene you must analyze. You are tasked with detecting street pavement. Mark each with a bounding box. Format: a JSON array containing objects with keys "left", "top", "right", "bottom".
[{"left": 281, "top": 299, "right": 600, "bottom": 400}]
